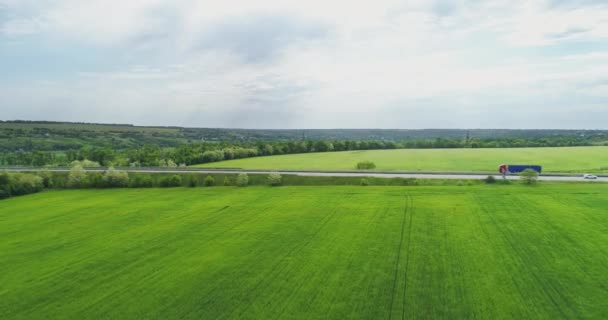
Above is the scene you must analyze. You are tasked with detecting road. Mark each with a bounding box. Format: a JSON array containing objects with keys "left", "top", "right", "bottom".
[{"left": 2, "top": 167, "right": 606, "bottom": 182}]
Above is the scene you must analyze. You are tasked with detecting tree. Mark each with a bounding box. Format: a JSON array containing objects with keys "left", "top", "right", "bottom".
[
  {"left": 236, "top": 173, "right": 249, "bottom": 187},
  {"left": 519, "top": 169, "right": 539, "bottom": 185},
  {"left": 267, "top": 173, "right": 282, "bottom": 186},
  {"left": 68, "top": 165, "right": 87, "bottom": 188},
  {"left": 102, "top": 167, "right": 129, "bottom": 188}
]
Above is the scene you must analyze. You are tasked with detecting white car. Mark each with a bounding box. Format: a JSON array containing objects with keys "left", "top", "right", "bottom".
[{"left": 583, "top": 174, "right": 598, "bottom": 180}]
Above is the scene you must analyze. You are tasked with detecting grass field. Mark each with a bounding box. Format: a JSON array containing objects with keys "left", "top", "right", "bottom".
[
  {"left": 194, "top": 146, "right": 608, "bottom": 173},
  {"left": 2, "top": 185, "right": 608, "bottom": 319}
]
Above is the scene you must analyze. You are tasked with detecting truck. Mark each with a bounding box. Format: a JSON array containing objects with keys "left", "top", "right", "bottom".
[{"left": 498, "top": 164, "right": 542, "bottom": 175}]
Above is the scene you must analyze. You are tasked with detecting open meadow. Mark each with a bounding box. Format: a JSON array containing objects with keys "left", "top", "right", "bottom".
[
  {"left": 194, "top": 146, "right": 608, "bottom": 173},
  {"left": 2, "top": 184, "right": 608, "bottom": 319}
]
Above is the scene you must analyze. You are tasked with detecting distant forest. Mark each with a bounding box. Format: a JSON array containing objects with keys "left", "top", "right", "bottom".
[{"left": 1, "top": 121, "right": 607, "bottom": 167}]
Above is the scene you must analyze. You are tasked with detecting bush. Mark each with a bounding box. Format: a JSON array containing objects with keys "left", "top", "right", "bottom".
[
  {"left": 167, "top": 159, "right": 178, "bottom": 168},
  {"left": 203, "top": 175, "right": 215, "bottom": 187},
  {"left": 236, "top": 173, "right": 249, "bottom": 187},
  {"left": 11, "top": 174, "right": 44, "bottom": 195},
  {"left": 457, "top": 180, "right": 464, "bottom": 186},
  {"left": 0, "top": 171, "right": 11, "bottom": 198},
  {"left": 401, "top": 178, "right": 418, "bottom": 186},
  {"left": 67, "top": 165, "right": 87, "bottom": 188},
  {"left": 360, "top": 178, "right": 370, "bottom": 186},
  {"left": 223, "top": 176, "right": 231, "bottom": 186},
  {"left": 129, "top": 174, "right": 154, "bottom": 188},
  {"left": 160, "top": 175, "right": 182, "bottom": 187},
  {"left": 484, "top": 175, "right": 496, "bottom": 184},
  {"left": 356, "top": 161, "right": 376, "bottom": 170},
  {"left": 267, "top": 173, "right": 282, "bottom": 186},
  {"left": 70, "top": 159, "right": 100, "bottom": 168},
  {"left": 38, "top": 169, "right": 53, "bottom": 188},
  {"left": 520, "top": 169, "right": 539, "bottom": 185},
  {"left": 102, "top": 167, "right": 129, "bottom": 188},
  {"left": 188, "top": 176, "right": 199, "bottom": 187}
]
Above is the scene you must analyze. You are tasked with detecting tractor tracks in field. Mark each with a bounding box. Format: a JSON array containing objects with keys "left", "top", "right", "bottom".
[{"left": 389, "top": 193, "right": 415, "bottom": 320}]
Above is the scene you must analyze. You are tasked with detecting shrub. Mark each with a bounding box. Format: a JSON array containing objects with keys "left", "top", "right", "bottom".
[
  {"left": 223, "top": 176, "right": 231, "bottom": 186},
  {"left": 402, "top": 178, "right": 418, "bottom": 186},
  {"left": 160, "top": 175, "right": 182, "bottom": 187},
  {"left": 457, "top": 180, "right": 464, "bottom": 186},
  {"left": 129, "top": 174, "right": 154, "bottom": 188},
  {"left": 484, "top": 175, "right": 496, "bottom": 184},
  {"left": 102, "top": 167, "right": 129, "bottom": 188},
  {"left": 0, "top": 171, "right": 11, "bottom": 198},
  {"left": 167, "top": 159, "right": 178, "bottom": 168},
  {"left": 203, "top": 175, "right": 215, "bottom": 187},
  {"left": 360, "top": 178, "right": 370, "bottom": 186},
  {"left": 13, "top": 174, "right": 44, "bottom": 195},
  {"left": 356, "top": 161, "right": 376, "bottom": 170},
  {"left": 38, "top": 169, "right": 53, "bottom": 188},
  {"left": 87, "top": 172, "right": 104, "bottom": 188},
  {"left": 236, "top": 173, "right": 249, "bottom": 187},
  {"left": 520, "top": 169, "right": 539, "bottom": 185},
  {"left": 267, "top": 173, "right": 282, "bottom": 186},
  {"left": 188, "top": 176, "right": 199, "bottom": 187},
  {"left": 67, "top": 165, "right": 87, "bottom": 188},
  {"left": 70, "top": 159, "right": 100, "bottom": 168}
]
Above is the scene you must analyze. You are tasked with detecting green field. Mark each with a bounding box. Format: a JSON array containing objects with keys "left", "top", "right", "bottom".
[
  {"left": 194, "top": 146, "right": 608, "bottom": 173},
  {"left": 2, "top": 185, "right": 608, "bottom": 319}
]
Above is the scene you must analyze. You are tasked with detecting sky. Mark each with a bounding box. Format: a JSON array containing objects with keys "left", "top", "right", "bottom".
[{"left": 1, "top": 0, "right": 607, "bottom": 129}]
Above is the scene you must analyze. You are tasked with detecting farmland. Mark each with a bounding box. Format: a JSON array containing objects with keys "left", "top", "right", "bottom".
[
  {"left": 195, "top": 146, "right": 608, "bottom": 173},
  {"left": 2, "top": 185, "right": 608, "bottom": 319}
]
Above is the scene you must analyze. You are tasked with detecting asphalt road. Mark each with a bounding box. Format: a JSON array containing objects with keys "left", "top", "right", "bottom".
[{"left": 3, "top": 167, "right": 606, "bottom": 182}]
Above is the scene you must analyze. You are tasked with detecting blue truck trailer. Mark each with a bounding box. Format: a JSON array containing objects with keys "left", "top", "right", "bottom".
[{"left": 499, "top": 164, "right": 542, "bottom": 174}]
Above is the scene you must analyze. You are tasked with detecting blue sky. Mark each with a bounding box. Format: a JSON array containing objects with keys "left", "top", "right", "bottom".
[{"left": 1, "top": 0, "right": 607, "bottom": 129}]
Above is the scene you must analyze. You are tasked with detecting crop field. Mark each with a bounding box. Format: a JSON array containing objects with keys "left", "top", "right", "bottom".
[
  {"left": 194, "top": 146, "right": 608, "bottom": 173},
  {"left": 1, "top": 185, "right": 607, "bottom": 319}
]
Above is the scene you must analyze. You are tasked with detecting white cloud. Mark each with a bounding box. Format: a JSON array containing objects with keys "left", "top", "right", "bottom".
[{"left": 1, "top": 0, "right": 608, "bottom": 128}]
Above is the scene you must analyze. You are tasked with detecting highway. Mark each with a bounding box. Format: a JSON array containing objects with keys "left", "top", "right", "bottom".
[{"left": 2, "top": 167, "right": 606, "bottom": 182}]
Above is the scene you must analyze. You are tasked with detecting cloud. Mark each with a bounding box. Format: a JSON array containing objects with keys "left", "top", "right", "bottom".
[
  {"left": 198, "top": 14, "right": 329, "bottom": 64},
  {"left": 547, "top": 0, "right": 608, "bottom": 9},
  {"left": 1, "top": 0, "right": 608, "bottom": 129}
]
